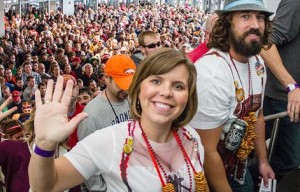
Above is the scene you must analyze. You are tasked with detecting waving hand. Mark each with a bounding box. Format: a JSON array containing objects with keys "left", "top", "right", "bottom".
[{"left": 34, "top": 76, "right": 88, "bottom": 150}]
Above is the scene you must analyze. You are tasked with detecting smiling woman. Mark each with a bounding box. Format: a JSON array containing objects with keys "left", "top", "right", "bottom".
[
  {"left": 130, "top": 48, "right": 198, "bottom": 130},
  {"left": 29, "top": 48, "right": 208, "bottom": 192}
]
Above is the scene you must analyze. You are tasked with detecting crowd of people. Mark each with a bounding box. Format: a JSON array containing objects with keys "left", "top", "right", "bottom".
[
  {"left": 1, "top": 0, "right": 300, "bottom": 191},
  {"left": 0, "top": 2, "right": 211, "bottom": 192},
  {"left": 0, "top": 1, "right": 212, "bottom": 120}
]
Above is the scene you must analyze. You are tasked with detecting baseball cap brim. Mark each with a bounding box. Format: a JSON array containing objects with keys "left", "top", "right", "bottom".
[{"left": 112, "top": 74, "right": 134, "bottom": 91}]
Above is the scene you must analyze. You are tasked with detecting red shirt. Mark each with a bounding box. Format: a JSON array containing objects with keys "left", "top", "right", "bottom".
[
  {"left": 68, "top": 102, "right": 85, "bottom": 149},
  {"left": 187, "top": 42, "right": 209, "bottom": 63}
]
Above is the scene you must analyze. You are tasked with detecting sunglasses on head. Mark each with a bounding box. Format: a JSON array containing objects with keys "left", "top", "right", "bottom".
[{"left": 143, "top": 41, "right": 161, "bottom": 49}]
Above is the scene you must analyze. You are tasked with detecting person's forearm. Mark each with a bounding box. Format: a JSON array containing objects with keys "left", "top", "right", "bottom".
[
  {"left": 261, "top": 44, "right": 296, "bottom": 87},
  {"left": 204, "top": 152, "right": 232, "bottom": 192},
  {"left": 29, "top": 153, "right": 57, "bottom": 192},
  {"left": 254, "top": 111, "right": 268, "bottom": 164}
]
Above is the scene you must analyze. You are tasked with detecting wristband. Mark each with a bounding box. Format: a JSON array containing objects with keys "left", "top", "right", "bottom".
[
  {"left": 33, "top": 142, "right": 56, "bottom": 157},
  {"left": 287, "top": 83, "right": 300, "bottom": 93}
]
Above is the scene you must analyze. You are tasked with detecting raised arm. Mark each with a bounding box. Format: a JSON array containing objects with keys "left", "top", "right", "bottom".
[
  {"left": 196, "top": 126, "right": 232, "bottom": 192},
  {"left": 0, "top": 97, "right": 17, "bottom": 121},
  {"left": 260, "top": 45, "right": 300, "bottom": 122},
  {"left": 29, "top": 76, "right": 88, "bottom": 191}
]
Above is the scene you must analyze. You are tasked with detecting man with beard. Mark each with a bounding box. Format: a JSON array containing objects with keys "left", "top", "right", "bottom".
[
  {"left": 77, "top": 87, "right": 92, "bottom": 106},
  {"left": 77, "top": 54, "right": 136, "bottom": 192},
  {"left": 87, "top": 79, "right": 100, "bottom": 96},
  {"left": 190, "top": 0, "right": 275, "bottom": 191}
]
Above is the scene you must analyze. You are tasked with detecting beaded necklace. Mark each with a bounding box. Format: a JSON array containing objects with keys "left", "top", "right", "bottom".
[
  {"left": 120, "top": 120, "right": 136, "bottom": 192},
  {"left": 139, "top": 122, "right": 207, "bottom": 192},
  {"left": 119, "top": 121, "right": 207, "bottom": 191},
  {"left": 229, "top": 54, "right": 257, "bottom": 161},
  {"left": 229, "top": 54, "right": 253, "bottom": 118}
]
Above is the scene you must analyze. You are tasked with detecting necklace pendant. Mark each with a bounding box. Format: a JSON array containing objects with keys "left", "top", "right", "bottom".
[
  {"left": 194, "top": 172, "right": 207, "bottom": 192},
  {"left": 236, "top": 88, "right": 245, "bottom": 102},
  {"left": 127, "top": 136, "right": 134, "bottom": 145},
  {"left": 234, "top": 81, "right": 239, "bottom": 89},
  {"left": 162, "top": 183, "right": 175, "bottom": 192},
  {"left": 123, "top": 144, "right": 133, "bottom": 154}
]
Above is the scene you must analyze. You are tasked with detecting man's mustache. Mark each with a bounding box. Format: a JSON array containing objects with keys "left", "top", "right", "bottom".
[{"left": 244, "top": 29, "right": 262, "bottom": 37}]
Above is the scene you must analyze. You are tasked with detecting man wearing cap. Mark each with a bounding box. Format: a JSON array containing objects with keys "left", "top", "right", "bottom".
[
  {"left": 101, "top": 53, "right": 110, "bottom": 64},
  {"left": 8, "top": 90, "right": 23, "bottom": 116},
  {"left": 71, "top": 57, "right": 83, "bottom": 79},
  {"left": 90, "top": 56, "right": 102, "bottom": 76},
  {"left": 80, "top": 51, "right": 89, "bottom": 65},
  {"left": 81, "top": 43, "right": 93, "bottom": 60},
  {"left": 77, "top": 54, "right": 136, "bottom": 191},
  {"left": 190, "top": 0, "right": 275, "bottom": 191}
]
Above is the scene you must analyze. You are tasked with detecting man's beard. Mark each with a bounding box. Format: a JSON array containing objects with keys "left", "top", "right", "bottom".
[
  {"left": 230, "top": 28, "right": 263, "bottom": 57},
  {"left": 117, "top": 91, "right": 128, "bottom": 100}
]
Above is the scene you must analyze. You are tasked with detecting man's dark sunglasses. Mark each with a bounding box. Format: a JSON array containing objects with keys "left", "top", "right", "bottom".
[{"left": 143, "top": 41, "right": 161, "bottom": 49}]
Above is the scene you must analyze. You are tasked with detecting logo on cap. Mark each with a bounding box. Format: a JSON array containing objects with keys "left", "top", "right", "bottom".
[{"left": 124, "top": 68, "right": 135, "bottom": 74}]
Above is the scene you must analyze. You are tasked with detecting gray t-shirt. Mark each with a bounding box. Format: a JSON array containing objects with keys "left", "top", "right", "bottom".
[
  {"left": 77, "top": 93, "right": 130, "bottom": 140},
  {"left": 77, "top": 92, "right": 130, "bottom": 192}
]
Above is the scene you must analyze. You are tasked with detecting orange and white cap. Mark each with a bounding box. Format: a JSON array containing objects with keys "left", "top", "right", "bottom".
[{"left": 104, "top": 54, "right": 136, "bottom": 90}]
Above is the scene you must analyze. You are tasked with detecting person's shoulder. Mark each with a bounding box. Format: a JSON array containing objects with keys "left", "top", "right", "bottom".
[
  {"left": 0, "top": 139, "right": 26, "bottom": 147},
  {"left": 101, "top": 121, "right": 129, "bottom": 131},
  {"left": 179, "top": 125, "right": 201, "bottom": 142},
  {"left": 182, "top": 125, "right": 199, "bottom": 136},
  {"left": 196, "top": 48, "right": 226, "bottom": 62},
  {"left": 31, "top": 71, "right": 40, "bottom": 76},
  {"left": 82, "top": 94, "right": 113, "bottom": 118},
  {"left": 282, "top": 0, "right": 300, "bottom": 8},
  {"left": 195, "top": 49, "right": 230, "bottom": 70},
  {"left": 83, "top": 94, "right": 103, "bottom": 110}
]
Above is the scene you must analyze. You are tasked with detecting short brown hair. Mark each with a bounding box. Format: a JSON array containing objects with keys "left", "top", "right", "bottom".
[{"left": 138, "top": 30, "right": 159, "bottom": 47}]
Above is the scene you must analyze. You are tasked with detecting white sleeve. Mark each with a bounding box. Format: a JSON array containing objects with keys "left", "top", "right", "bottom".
[
  {"left": 64, "top": 127, "right": 115, "bottom": 179},
  {"left": 190, "top": 55, "right": 236, "bottom": 129}
]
